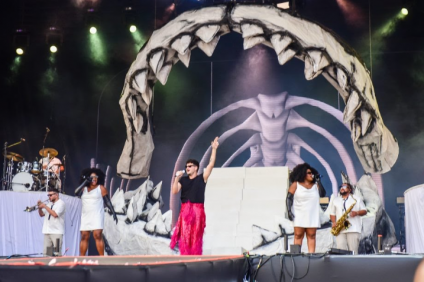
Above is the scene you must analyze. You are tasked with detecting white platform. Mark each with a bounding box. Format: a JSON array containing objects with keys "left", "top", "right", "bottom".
[{"left": 203, "top": 167, "right": 289, "bottom": 254}]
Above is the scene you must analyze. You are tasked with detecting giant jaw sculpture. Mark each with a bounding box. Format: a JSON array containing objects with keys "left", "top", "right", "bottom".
[{"left": 117, "top": 4, "right": 399, "bottom": 179}]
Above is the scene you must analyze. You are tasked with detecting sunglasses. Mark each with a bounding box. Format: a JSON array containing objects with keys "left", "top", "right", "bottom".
[
  {"left": 91, "top": 175, "right": 99, "bottom": 179},
  {"left": 306, "top": 171, "right": 313, "bottom": 175},
  {"left": 185, "top": 165, "right": 194, "bottom": 168},
  {"left": 47, "top": 193, "right": 56, "bottom": 197}
]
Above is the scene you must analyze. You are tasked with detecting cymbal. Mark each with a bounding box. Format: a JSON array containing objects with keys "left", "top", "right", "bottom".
[
  {"left": 39, "top": 148, "right": 58, "bottom": 158},
  {"left": 3, "top": 152, "right": 23, "bottom": 162}
]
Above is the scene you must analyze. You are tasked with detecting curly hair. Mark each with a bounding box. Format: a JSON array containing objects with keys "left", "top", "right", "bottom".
[
  {"left": 289, "top": 163, "right": 318, "bottom": 184},
  {"left": 79, "top": 168, "right": 105, "bottom": 185}
]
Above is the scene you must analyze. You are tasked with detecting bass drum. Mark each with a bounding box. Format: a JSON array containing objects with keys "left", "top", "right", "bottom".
[{"left": 12, "top": 172, "right": 39, "bottom": 192}]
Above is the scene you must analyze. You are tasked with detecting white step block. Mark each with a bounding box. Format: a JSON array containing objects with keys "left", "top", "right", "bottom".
[
  {"left": 205, "top": 200, "right": 241, "bottom": 213},
  {"left": 209, "top": 167, "right": 246, "bottom": 178},
  {"left": 243, "top": 188, "right": 286, "bottom": 200},
  {"left": 244, "top": 176, "right": 289, "bottom": 190},
  {"left": 239, "top": 199, "right": 285, "bottom": 215},
  {"left": 245, "top": 166, "right": 289, "bottom": 177},
  {"left": 206, "top": 177, "right": 244, "bottom": 191},
  {"left": 235, "top": 235, "right": 253, "bottom": 250}
]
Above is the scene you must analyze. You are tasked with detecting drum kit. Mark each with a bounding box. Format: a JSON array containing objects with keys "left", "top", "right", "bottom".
[{"left": 2, "top": 148, "right": 64, "bottom": 192}]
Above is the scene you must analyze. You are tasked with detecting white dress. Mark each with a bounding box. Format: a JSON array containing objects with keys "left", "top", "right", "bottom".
[
  {"left": 80, "top": 185, "right": 104, "bottom": 231},
  {"left": 293, "top": 182, "right": 321, "bottom": 228}
]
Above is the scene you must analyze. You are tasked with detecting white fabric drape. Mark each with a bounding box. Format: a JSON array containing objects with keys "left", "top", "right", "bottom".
[
  {"left": 0, "top": 191, "right": 81, "bottom": 257},
  {"left": 404, "top": 185, "right": 424, "bottom": 253}
]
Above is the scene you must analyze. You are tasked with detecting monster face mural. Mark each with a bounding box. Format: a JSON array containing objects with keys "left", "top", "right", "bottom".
[{"left": 117, "top": 5, "right": 398, "bottom": 181}]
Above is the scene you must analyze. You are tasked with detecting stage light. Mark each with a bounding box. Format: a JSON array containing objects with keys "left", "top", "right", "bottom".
[
  {"left": 13, "top": 29, "right": 29, "bottom": 55},
  {"left": 401, "top": 8, "right": 408, "bottom": 15},
  {"left": 46, "top": 27, "right": 63, "bottom": 52},
  {"left": 276, "top": 1, "right": 290, "bottom": 9},
  {"left": 16, "top": 48, "right": 24, "bottom": 55},
  {"left": 90, "top": 27, "right": 97, "bottom": 34},
  {"left": 50, "top": 45, "right": 58, "bottom": 53},
  {"left": 129, "top": 25, "right": 137, "bottom": 33}
]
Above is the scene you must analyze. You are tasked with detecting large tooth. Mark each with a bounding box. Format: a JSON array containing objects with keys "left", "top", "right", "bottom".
[
  {"left": 125, "top": 196, "right": 137, "bottom": 224},
  {"left": 171, "top": 35, "right": 192, "bottom": 55},
  {"left": 277, "top": 48, "right": 296, "bottom": 65},
  {"left": 195, "top": 25, "right": 220, "bottom": 43},
  {"left": 344, "top": 91, "right": 361, "bottom": 123},
  {"left": 154, "top": 210, "right": 169, "bottom": 237},
  {"left": 304, "top": 50, "right": 330, "bottom": 80},
  {"left": 141, "top": 85, "right": 153, "bottom": 107},
  {"left": 351, "top": 120, "right": 361, "bottom": 142},
  {"left": 149, "top": 50, "right": 165, "bottom": 75},
  {"left": 337, "top": 68, "right": 348, "bottom": 90},
  {"left": 197, "top": 36, "right": 220, "bottom": 57},
  {"left": 241, "top": 23, "right": 264, "bottom": 38},
  {"left": 157, "top": 64, "right": 172, "bottom": 85},
  {"left": 136, "top": 189, "right": 147, "bottom": 217},
  {"left": 162, "top": 210, "right": 173, "bottom": 232},
  {"left": 144, "top": 210, "right": 159, "bottom": 235},
  {"left": 127, "top": 96, "right": 137, "bottom": 121},
  {"left": 361, "top": 109, "right": 373, "bottom": 136},
  {"left": 218, "top": 25, "right": 230, "bottom": 36},
  {"left": 150, "top": 181, "right": 162, "bottom": 201},
  {"left": 133, "top": 113, "right": 143, "bottom": 134},
  {"left": 243, "top": 36, "right": 266, "bottom": 50},
  {"left": 178, "top": 50, "right": 191, "bottom": 68},
  {"left": 147, "top": 202, "right": 160, "bottom": 222},
  {"left": 270, "top": 34, "right": 292, "bottom": 55},
  {"left": 133, "top": 71, "right": 147, "bottom": 93}
]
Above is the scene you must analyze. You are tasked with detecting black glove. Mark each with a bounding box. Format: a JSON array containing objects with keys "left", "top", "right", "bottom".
[
  {"left": 75, "top": 178, "right": 90, "bottom": 197},
  {"left": 103, "top": 194, "right": 118, "bottom": 224},
  {"left": 286, "top": 192, "right": 295, "bottom": 221},
  {"left": 316, "top": 175, "right": 326, "bottom": 197}
]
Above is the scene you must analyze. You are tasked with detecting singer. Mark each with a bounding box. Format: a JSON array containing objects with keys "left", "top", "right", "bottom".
[
  {"left": 170, "top": 137, "right": 219, "bottom": 255},
  {"left": 286, "top": 163, "right": 325, "bottom": 253},
  {"left": 37, "top": 188, "right": 66, "bottom": 256},
  {"left": 78, "top": 168, "right": 118, "bottom": 256}
]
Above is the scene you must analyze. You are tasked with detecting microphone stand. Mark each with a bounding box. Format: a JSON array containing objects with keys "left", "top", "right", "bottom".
[
  {"left": 62, "top": 155, "right": 66, "bottom": 194},
  {"left": 41, "top": 128, "right": 50, "bottom": 191}
]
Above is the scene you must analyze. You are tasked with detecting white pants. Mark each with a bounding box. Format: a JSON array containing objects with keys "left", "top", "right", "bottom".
[
  {"left": 43, "top": 234, "right": 63, "bottom": 255},
  {"left": 336, "top": 232, "right": 360, "bottom": 254}
]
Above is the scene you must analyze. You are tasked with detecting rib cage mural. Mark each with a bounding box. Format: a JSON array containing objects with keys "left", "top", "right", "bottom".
[{"left": 117, "top": 5, "right": 398, "bottom": 184}]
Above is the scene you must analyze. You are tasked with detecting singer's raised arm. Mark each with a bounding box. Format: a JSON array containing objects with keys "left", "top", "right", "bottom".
[
  {"left": 203, "top": 137, "right": 219, "bottom": 182},
  {"left": 172, "top": 172, "right": 183, "bottom": 194}
]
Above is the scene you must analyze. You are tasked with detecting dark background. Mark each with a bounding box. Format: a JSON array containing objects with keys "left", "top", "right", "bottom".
[{"left": 1, "top": 0, "right": 424, "bottom": 250}]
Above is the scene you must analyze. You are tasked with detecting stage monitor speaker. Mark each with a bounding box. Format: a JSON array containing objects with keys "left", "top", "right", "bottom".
[
  {"left": 290, "top": 244, "right": 301, "bottom": 254},
  {"left": 328, "top": 248, "right": 353, "bottom": 255}
]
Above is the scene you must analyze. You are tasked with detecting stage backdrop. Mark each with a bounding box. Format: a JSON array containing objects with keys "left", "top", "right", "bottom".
[{"left": 0, "top": 191, "right": 81, "bottom": 257}]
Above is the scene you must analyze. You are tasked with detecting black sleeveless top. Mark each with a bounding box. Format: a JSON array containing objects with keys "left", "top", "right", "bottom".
[{"left": 179, "top": 174, "right": 206, "bottom": 204}]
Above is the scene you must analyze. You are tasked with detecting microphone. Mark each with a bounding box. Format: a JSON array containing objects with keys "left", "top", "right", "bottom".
[
  {"left": 20, "top": 138, "right": 26, "bottom": 142},
  {"left": 175, "top": 170, "right": 185, "bottom": 177},
  {"left": 46, "top": 127, "right": 50, "bottom": 132}
]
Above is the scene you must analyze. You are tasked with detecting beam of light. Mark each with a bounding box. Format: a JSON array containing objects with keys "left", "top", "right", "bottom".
[
  {"left": 50, "top": 45, "right": 58, "bottom": 53},
  {"left": 39, "top": 55, "right": 58, "bottom": 97},
  {"left": 130, "top": 30, "right": 146, "bottom": 53},
  {"left": 336, "top": 0, "right": 366, "bottom": 29},
  {"left": 89, "top": 32, "right": 107, "bottom": 65},
  {"left": 6, "top": 57, "right": 22, "bottom": 85},
  {"left": 129, "top": 25, "right": 137, "bottom": 33},
  {"left": 376, "top": 11, "right": 407, "bottom": 38},
  {"left": 90, "top": 26, "right": 97, "bottom": 34},
  {"left": 16, "top": 48, "right": 24, "bottom": 55}
]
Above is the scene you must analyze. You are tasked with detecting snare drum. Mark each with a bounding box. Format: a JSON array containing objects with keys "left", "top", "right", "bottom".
[
  {"left": 31, "top": 161, "right": 41, "bottom": 174},
  {"left": 12, "top": 172, "right": 38, "bottom": 192},
  {"left": 17, "top": 161, "right": 33, "bottom": 173}
]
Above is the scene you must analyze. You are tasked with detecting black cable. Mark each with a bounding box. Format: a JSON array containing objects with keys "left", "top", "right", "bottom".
[
  {"left": 252, "top": 254, "right": 275, "bottom": 281},
  {"left": 283, "top": 253, "right": 310, "bottom": 280}
]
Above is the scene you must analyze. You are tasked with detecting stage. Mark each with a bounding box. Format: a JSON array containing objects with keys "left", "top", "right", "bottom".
[{"left": 0, "top": 253, "right": 422, "bottom": 282}]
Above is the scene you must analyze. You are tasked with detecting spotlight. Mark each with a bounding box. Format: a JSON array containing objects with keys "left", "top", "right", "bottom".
[
  {"left": 401, "top": 8, "right": 408, "bottom": 15},
  {"left": 129, "top": 25, "right": 137, "bottom": 33},
  {"left": 123, "top": 6, "right": 138, "bottom": 33},
  {"left": 46, "top": 27, "right": 63, "bottom": 52},
  {"left": 85, "top": 8, "right": 100, "bottom": 34},
  {"left": 13, "top": 29, "right": 30, "bottom": 55},
  {"left": 90, "top": 27, "right": 97, "bottom": 34},
  {"left": 276, "top": 1, "right": 290, "bottom": 9},
  {"left": 50, "top": 45, "right": 58, "bottom": 53}
]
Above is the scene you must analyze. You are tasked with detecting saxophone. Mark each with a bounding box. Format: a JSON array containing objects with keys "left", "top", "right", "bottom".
[{"left": 331, "top": 196, "right": 357, "bottom": 236}]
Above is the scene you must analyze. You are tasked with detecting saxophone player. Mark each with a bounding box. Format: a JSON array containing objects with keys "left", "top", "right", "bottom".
[{"left": 330, "top": 183, "right": 367, "bottom": 254}]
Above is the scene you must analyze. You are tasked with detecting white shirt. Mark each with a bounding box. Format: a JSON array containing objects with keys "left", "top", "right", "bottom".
[
  {"left": 330, "top": 194, "right": 366, "bottom": 234},
  {"left": 40, "top": 157, "right": 62, "bottom": 175},
  {"left": 42, "top": 198, "right": 66, "bottom": 235}
]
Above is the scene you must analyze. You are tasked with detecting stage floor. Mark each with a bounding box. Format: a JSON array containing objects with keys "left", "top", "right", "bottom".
[{"left": 0, "top": 253, "right": 423, "bottom": 282}]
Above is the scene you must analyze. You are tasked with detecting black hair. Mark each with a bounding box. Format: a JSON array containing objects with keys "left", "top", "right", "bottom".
[
  {"left": 48, "top": 188, "right": 59, "bottom": 194},
  {"left": 186, "top": 159, "right": 199, "bottom": 172},
  {"left": 289, "top": 163, "right": 318, "bottom": 184},
  {"left": 80, "top": 168, "right": 105, "bottom": 185}
]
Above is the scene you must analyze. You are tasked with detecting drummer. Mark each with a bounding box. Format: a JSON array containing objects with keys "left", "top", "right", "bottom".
[
  {"left": 40, "top": 156, "right": 64, "bottom": 175},
  {"left": 39, "top": 148, "right": 64, "bottom": 191}
]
